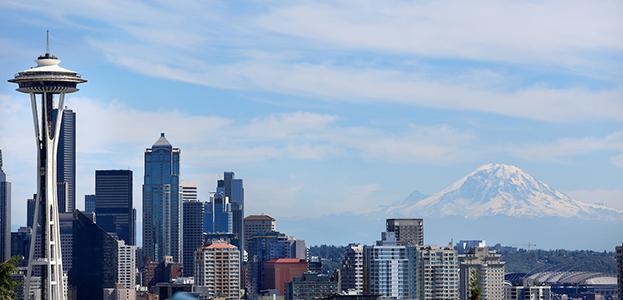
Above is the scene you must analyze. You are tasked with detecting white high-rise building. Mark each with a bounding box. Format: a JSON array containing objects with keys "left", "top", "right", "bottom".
[
  {"left": 339, "top": 243, "right": 364, "bottom": 294},
  {"left": 459, "top": 247, "right": 505, "bottom": 300},
  {"left": 364, "top": 232, "right": 418, "bottom": 299},
  {"left": 418, "top": 245, "right": 459, "bottom": 300},
  {"left": 181, "top": 181, "right": 198, "bottom": 202},
  {"left": 195, "top": 241, "right": 241, "bottom": 300},
  {"left": 117, "top": 240, "right": 136, "bottom": 290}
]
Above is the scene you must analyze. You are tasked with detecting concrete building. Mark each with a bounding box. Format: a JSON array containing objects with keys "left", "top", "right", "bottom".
[
  {"left": 504, "top": 282, "right": 551, "bottom": 300},
  {"left": 182, "top": 199, "right": 204, "bottom": 277},
  {"left": 418, "top": 245, "right": 459, "bottom": 300},
  {"left": 285, "top": 272, "right": 337, "bottom": 300},
  {"left": 339, "top": 244, "right": 364, "bottom": 294},
  {"left": 143, "top": 133, "right": 182, "bottom": 263},
  {"left": 103, "top": 284, "right": 136, "bottom": 300},
  {"left": 96, "top": 170, "right": 135, "bottom": 245},
  {"left": 263, "top": 258, "right": 308, "bottom": 296},
  {"left": 118, "top": 240, "right": 137, "bottom": 290},
  {"left": 386, "top": 218, "right": 424, "bottom": 246},
  {"left": 194, "top": 241, "right": 241, "bottom": 300},
  {"left": 180, "top": 181, "right": 198, "bottom": 202},
  {"left": 0, "top": 150, "right": 11, "bottom": 262},
  {"left": 459, "top": 246, "right": 505, "bottom": 300},
  {"left": 364, "top": 232, "right": 417, "bottom": 299},
  {"left": 244, "top": 215, "right": 276, "bottom": 251}
]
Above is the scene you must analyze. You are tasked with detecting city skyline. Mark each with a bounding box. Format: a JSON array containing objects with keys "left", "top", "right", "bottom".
[{"left": 0, "top": 1, "right": 622, "bottom": 250}]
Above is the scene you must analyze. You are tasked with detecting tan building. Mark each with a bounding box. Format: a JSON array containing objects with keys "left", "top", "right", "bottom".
[
  {"left": 459, "top": 247, "right": 505, "bottom": 300},
  {"left": 244, "top": 215, "right": 276, "bottom": 251},
  {"left": 195, "top": 241, "right": 241, "bottom": 300}
]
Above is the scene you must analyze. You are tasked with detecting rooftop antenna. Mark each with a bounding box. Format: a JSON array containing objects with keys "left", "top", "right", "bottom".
[{"left": 46, "top": 30, "right": 50, "bottom": 54}]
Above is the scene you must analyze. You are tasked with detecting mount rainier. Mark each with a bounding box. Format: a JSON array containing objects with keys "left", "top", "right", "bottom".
[{"left": 388, "top": 163, "right": 623, "bottom": 221}]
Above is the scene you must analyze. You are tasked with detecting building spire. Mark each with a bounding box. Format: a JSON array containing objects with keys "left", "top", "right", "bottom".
[{"left": 46, "top": 30, "right": 50, "bottom": 54}]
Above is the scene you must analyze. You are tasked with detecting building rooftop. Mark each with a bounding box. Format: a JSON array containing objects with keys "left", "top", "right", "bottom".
[
  {"left": 206, "top": 242, "right": 237, "bottom": 249},
  {"left": 266, "top": 258, "right": 305, "bottom": 264},
  {"left": 153, "top": 132, "right": 172, "bottom": 147},
  {"left": 245, "top": 214, "right": 275, "bottom": 221}
]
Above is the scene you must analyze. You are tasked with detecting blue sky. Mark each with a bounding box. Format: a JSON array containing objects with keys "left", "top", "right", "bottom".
[{"left": 0, "top": 1, "right": 622, "bottom": 246}]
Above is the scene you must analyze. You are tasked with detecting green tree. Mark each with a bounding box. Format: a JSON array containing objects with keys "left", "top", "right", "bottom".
[
  {"left": 468, "top": 268, "right": 481, "bottom": 300},
  {"left": 0, "top": 256, "right": 20, "bottom": 299}
]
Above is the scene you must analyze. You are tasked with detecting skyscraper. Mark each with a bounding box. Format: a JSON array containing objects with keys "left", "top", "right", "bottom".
[
  {"left": 244, "top": 215, "right": 276, "bottom": 251},
  {"left": 194, "top": 241, "right": 241, "bottom": 300},
  {"left": 418, "top": 245, "right": 459, "bottom": 300},
  {"left": 364, "top": 232, "right": 417, "bottom": 299},
  {"left": 95, "top": 170, "right": 135, "bottom": 245},
  {"left": 339, "top": 244, "right": 364, "bottom": 294},
  {"left": 143, "top": 133, "right": 182, "bottom": 263},
  {"left": 182, "top": 199, "right": 204, "bottom": 277},
  {"left": 55, "top": 108, "right": 76, "bottom": 213},
  {"left": 84, "top": 194, "right": 96, "bottom": 214},
  {"left": 204, "top": 193, "right": 233, "bottom": 234},
  {"left": 217, "top": 172, "right": 244, "bottom": 252},
  {"left": 70, "top": 211, "right": 135, "bottom": 300},
  {"left": 386, "top": 218, "right": 424, "bottom": 246},
  {"left": 459, "top": 246, "right": 505, "bottom": 300},
  {"left": 0, "top": 150, "right": 11, "bottom": 262}
]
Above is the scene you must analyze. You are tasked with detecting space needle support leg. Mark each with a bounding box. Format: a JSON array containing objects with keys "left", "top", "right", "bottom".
[{"left": 25, "top": 92, "right": 42, "bottom": 300}]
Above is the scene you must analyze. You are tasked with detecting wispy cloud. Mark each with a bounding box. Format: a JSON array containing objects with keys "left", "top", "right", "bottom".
[
  {"left": 3, "top": 0, "right": 622, "bottom": 122},
  {"left": 510, "top": 131, "right": 623, "bottom": 166}
]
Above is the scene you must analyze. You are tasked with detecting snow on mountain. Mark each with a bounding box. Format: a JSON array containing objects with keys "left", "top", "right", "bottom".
[{"left": 389, "top": 163, "right": 623, "bottom": 221}]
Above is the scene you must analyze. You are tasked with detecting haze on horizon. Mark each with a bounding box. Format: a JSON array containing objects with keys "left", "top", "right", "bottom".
[{"left": 0, "top": 1, "right": 621, "bottom": 250}]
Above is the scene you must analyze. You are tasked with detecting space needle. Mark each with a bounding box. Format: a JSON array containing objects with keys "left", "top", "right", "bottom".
[{"left": 8, "top": 32, "right": 86, "bottom": 300}]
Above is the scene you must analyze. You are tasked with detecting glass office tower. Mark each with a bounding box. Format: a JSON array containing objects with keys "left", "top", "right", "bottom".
[{"left": 143, "top": 133, "right": 182, "bottom": 263}]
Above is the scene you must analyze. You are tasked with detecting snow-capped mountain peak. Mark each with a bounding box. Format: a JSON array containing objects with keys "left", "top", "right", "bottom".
[{"left": 390, "top": 163, "right": 623, "bottom": 221}]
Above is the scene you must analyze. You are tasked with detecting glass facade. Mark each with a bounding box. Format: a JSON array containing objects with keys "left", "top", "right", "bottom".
[
  {"left": 95, "top": 170, "right": 134, "bottom": 245},
  {"left": 55, "top": 108, "right": 76, "bottom": 213},
  {"left": 143, "top": 133, "right": 182, "bottom": 263}
]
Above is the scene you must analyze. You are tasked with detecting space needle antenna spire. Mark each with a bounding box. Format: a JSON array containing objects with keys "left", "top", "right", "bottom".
[
  {"left": 9, "top": 32, "right": 87, "bottom": 300},
  {"left": 46, "top": 30, "right": 49, "bottom": 54}
]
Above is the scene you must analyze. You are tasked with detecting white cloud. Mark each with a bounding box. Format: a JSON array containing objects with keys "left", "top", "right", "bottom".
[
  {"left": 0, "top": 94, "right": 475, "bottom": 221},
  {"left": 567, "top": 189, "right": 623, "bottom": 210},
  {"left": 510, "top": 131, "right": 623, "bottom": 167},
  {"left": 3, "top": 0, "right": 622, "bottom": 122}
]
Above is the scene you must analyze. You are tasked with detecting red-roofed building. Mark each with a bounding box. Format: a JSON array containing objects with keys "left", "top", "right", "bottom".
[{"left": 262, "top": 258, "right": 308, "bottom": 295}]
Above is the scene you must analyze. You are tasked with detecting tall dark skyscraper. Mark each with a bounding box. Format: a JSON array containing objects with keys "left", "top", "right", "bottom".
[
  {"left": 69, "top": 211, "right": 121, "bottom": 300},
  {"left": 182, "top": 199, "right": 204, "bottom": 277},
  {"left": 217, "top": 172, "right": 244, "bottom": 252},
  {"left": 0, "top": 150, "right": 11, "bottom": 262},
  {"left": 55, "top": 108, "right": 76, "bottom": 213},
  {"left": 95, "top": 170, "right": 136, "bottom": 245},
  {"left": 95, "top": 170, "right": 135, "bottom": 245},
  {"left": 143, "top": 133, "right": 182, "bottom": 263}
]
